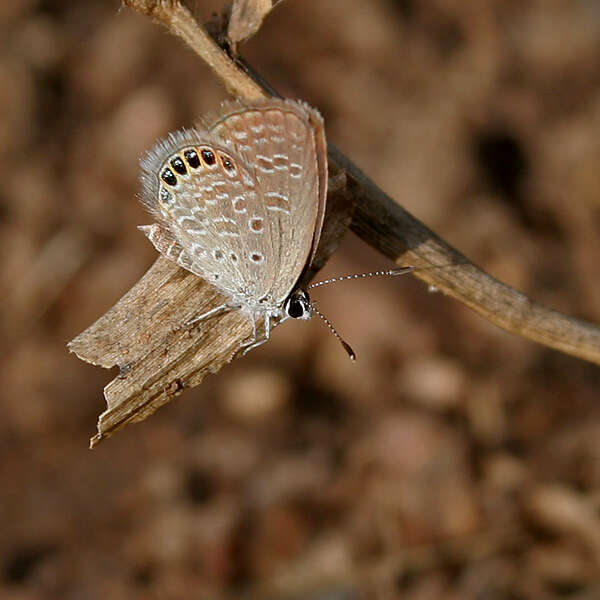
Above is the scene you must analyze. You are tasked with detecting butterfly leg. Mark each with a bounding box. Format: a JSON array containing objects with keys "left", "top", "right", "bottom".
[
  {"left": 240, "top": 312, "right": 271, "bottom": 356},
  {"left": 183, "top": 303, "right": 232, "bottom": 329}
]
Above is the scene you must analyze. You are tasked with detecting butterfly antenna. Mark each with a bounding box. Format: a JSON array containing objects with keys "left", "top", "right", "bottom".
[
  {"left": 308, "top": 267, "right": 416, "bottom": 290},
  {"left": 310, "top": 303, "right": 356, "bottom": 361}
]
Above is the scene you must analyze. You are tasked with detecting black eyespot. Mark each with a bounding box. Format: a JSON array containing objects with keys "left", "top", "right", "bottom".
[
  {"left": 201, "top": 149, "right": 215, "bottom": 166},
  {"left": 170, "top": 156, "right": 187, "bottom": 175},
  {"left": 161, "top": 168, "right": 177, "bottom": 186},
  {"left": 221, "top": 156, "right": 235, "bottom": 172},
  {"left": 184, "top": 149, "right": 200, "bottom": 168},
  {"left": 160, "top": 188, "right": 173, "bottom": 204}
]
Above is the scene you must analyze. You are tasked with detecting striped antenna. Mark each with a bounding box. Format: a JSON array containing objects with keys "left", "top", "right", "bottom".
[
  {"left": 310, "top": 303, "right": 356, "bottom": 361},
  {"left": 307, "top": 266, "right": 416, "bottom": 290}
]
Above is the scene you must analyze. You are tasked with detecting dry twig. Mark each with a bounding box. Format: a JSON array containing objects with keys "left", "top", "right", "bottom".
[{"left": 69, "top": 0, "right": 600, "bottom": 447}]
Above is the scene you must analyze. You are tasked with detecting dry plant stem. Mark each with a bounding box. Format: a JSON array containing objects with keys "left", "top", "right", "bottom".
[
  {"left": 125, "top": 0, "right": 264, "bottom": 100},
  {"left": 125, "top": 0, "right": 600, "bottom": 365},
  {"left": 227, "top": 0, "right": 278, "bottom": 48},
  {"left": 69, "top": 257, "right": 255, "bottom": 447},
  {"left": 338, "top": 151, "right": 600, "bottom": 364}
]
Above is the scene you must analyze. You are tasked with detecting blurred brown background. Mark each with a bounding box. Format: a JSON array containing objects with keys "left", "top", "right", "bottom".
[{"left": 1, "top": 1, "right": 600, "bottom": 598}]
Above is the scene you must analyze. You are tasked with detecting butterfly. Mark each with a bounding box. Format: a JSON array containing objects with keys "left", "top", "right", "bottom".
[{"left": 138, "top": 98, "right": 328, "bottom": 355}]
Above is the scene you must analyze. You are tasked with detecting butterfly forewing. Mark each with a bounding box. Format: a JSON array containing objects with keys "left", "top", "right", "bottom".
[{"left": 209, "top": 100, "right": 326, "bottom": 303}]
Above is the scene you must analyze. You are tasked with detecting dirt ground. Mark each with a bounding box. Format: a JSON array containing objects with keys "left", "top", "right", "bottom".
[{"left": 1, "top": 1, "right": 600, "bottom": 598}]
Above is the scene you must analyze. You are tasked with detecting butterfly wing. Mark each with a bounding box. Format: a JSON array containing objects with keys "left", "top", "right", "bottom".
[
  {"left": 139, "top": 99, "right": 327, "bottom": 307},
  {"left": 140, "top": 127, "right": 265, "bottom": 297},
  {"left": 210, "top": 99, "right": 327, "bottom": 304}
]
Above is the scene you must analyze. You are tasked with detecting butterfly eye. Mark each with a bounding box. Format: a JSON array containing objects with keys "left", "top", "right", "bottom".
[{"left": 285, "top": 291, "right": 311, "bottom": 319}]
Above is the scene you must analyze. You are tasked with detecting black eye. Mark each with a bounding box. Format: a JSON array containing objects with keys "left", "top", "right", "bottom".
[{"left": 287, "top": 297, "right": 305, "bottom": 319}]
